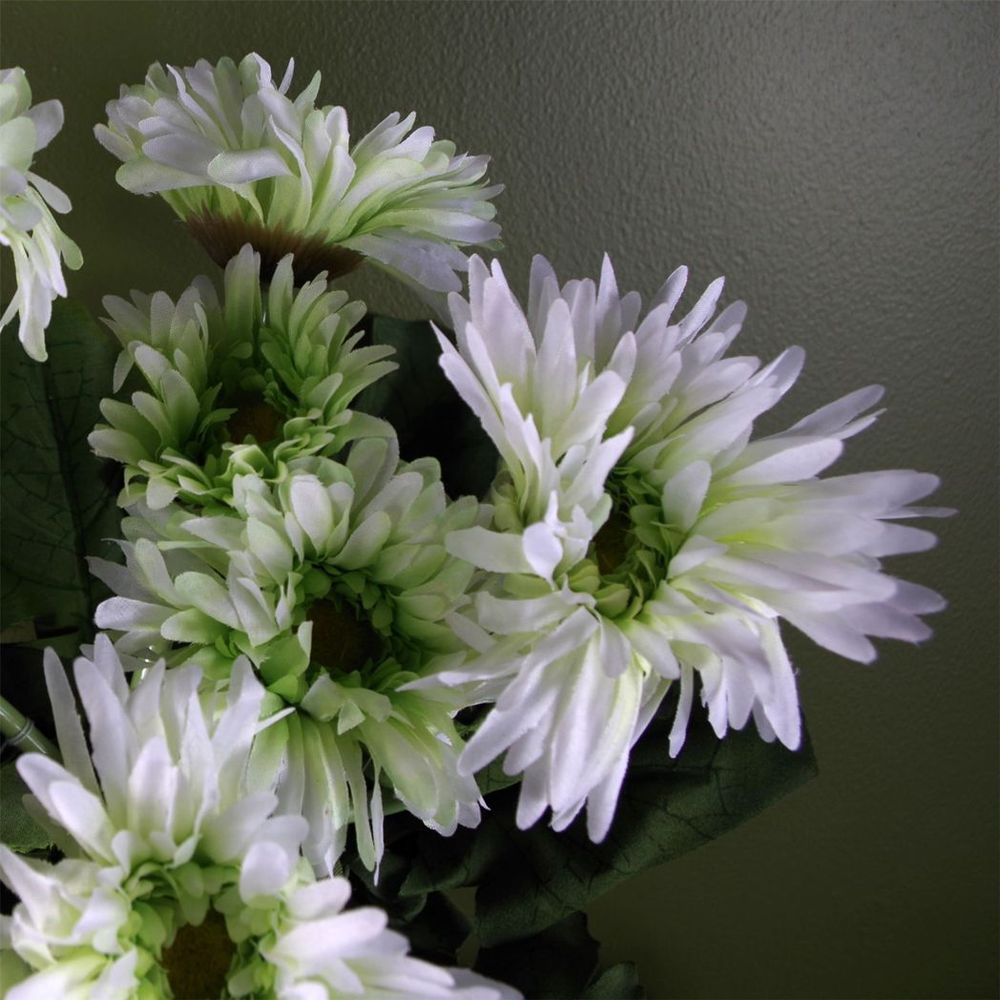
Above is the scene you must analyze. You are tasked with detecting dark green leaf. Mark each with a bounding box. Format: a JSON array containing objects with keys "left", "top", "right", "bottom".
[
  {"left": 0, "top": 763, "right": 52, "bottom": 854},
  {"left": 476, "top": 911, "right": 599, "bottom": 1000},
  {"left": 393, "top": 703, "right": 817, "bottom": 946},
  {"left": 474, "top": 756, "right": 524, "bottom": 798},
  {"left": 356, "top": 316, "right": 498, "bottom": 499},
  {"left": 0, "top": 300, "right": 121, "bottom": 640},
  {"left": 0, "top": 644, "right": 56, "bottom": 750},
  {"left": 397, "top": 891, "right": 470, "bottom": 966},
  {"left": 347, "top": 843, "right": 470, "bottom": 966},
  {"left": 349, "top": 833, "right": 429, "bottom": 923},
  {"left": 400, "top": 810, "right": 508, "bottom": 898},
  {"left": 583, "top": 962, "right": 646, "bottom": 1000}
]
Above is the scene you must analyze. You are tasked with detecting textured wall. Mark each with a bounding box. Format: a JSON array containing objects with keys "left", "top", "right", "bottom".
[{"left": 4, "top": 2, "right": 998, "bottom": 997}]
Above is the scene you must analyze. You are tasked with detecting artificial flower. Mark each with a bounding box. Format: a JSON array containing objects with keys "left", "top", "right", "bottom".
[
  {"left": 0, "top": 67, "right": 82, "bottom": 361},
  {"left": 95, "top": 54, "right": 501, "bottom": 293},
  {"left": 423, "top": 254, "right": 950, "bottom": 842},
  {"left": 89, "top": 245, "right": 393, "bottom": 510},
  {"left": 92, "top": 438, "right": 486, "bottom": 872},
  {"left": 0, "top": 634, "right": 306, "bottom": 997}
]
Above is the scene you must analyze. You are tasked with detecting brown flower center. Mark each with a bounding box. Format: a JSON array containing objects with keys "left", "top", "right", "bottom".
[
  {"left": 594, "top": 506, "right": 632, "bottom": 576},
  {"left": 307, "top": 599, "right": 382, "bottom": 675},
  {"left": 161, "top": 910, "right": 236, "bottom": 1000},
  {"left": 225, "top": 394, "right": 285, "bottom": 446},
  {"left": 186, "top": 210, "right": 365, "bottom": 285}
]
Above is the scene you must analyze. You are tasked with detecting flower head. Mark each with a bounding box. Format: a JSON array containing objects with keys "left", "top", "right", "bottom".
[
  {"left": 95, "top": 54, "right": 501, "bottom": 294},
  {"left": 10, "top": 635, "right": 302, "bottom": 891},
  {"left": 0, "top": 67, "right": 83, "bottom": 361},
  {"left": 426, "top": 254, "right": 950, "bottom": 841},
  {"left": 0, "top": 634, "right": 306, "bottom": 997},
  {"left": 89, "top": 245, "right": 393, "bottom": 510},
  {"left": 92, "top": 439, "right": 486, "bottom": 872}
]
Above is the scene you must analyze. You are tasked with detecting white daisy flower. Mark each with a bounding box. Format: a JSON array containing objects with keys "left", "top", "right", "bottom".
[
  {"left": 0, "top": 634, "right": 306, "bottom": 997},
  {"left": 7, "top": 635, "right": 304, "bottom": 892},
  {"left": 95, "top": 53, "right": 501, "bottom": 294},
  {"left": 0, "top": 67, "right": 83, "bottom": 362},
  {"left": 88, "top": 245, "right": 393, "bottom": 510},
  {"left": 424, "top": 254, "right": 950, "bottom": 841},
  {"left": 91, "top": 439, "right": 486, "bottom": 873},
  {"left": 0, "top": 856, "right": 146, "bottom": 1000}
]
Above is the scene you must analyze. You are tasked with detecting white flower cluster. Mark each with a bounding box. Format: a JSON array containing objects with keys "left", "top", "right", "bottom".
[
  {"left": 88, "top": 245, "right": 390, "bottom": 509},
  {"left": 0, "top": 67, "right": 82, "bottom": 361},
  {"left": 0, "top": 49, "right": 949, "bottom": 1000}
]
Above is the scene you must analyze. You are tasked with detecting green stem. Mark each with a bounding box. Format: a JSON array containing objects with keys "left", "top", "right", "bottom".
[{"left": 0, "top": 697, "right": 57, "bottom": 758}]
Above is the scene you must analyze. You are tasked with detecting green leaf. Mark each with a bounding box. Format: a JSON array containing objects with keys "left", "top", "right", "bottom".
[
  {"left": 400, "top": 811, "right": 508, "bottom": 898},
  {"left": 395, "top": 703, "right": 817, "bottom": 946},
  {"left": 476, "top": 911, "right": 599, "bottom": 1000},
  {"left": 397, "top": 891, "right": 470, "bottom": 966},
  {"left": 0, "top": 300, "right": 121, "bottom": 640},
  {"left": 583, "top": 962, "right": 646, "bottom": 1000},
  {"left": 356, "top": 316, "right": 498, "bottom": 499},
  {"left": 347, "top": 847, "right": 470, "bottom": 966},
  {"left": 0, "top": 763, "right": 52, "bottom": 853}
]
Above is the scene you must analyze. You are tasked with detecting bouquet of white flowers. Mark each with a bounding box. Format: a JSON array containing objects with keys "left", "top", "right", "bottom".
[{"left": 0, "top": 55, "right": 950, "bottom": 999}]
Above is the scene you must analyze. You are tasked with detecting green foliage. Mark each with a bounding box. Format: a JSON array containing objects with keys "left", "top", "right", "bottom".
[
  {"left": 356, "top": 316, "right": 498, "bottom": 499},
  {"left": 583, "top": 962, "right": 646, "bottom": 999},
  {"left": 348, "top": 843, "right": 470, "bottom": 967},
  {"left": 476, "top": 914, "right": 646, "bottom": 999},
  {"left": 1, "top": 302, "right": 121, "bottom": 804},
  {"left": 386, "top": 703, "right": 817, "bottom": 947},
  {"left": 476, "top": 912, "right": 599, "bottom": 999},
  {"left": 0, "top": 763, "right": 52, "bottom": 854},
  {"left": 0, "top": 300, "right": 121, "bottom": 641}
]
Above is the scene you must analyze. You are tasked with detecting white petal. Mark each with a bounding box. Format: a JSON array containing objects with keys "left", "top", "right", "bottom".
[
  {"left": 239, "top": 840, "right": 294, "bottom": 900},
  {"left": 522, "top": 522, "right": 563, "bottom": 580},
  {"left": 207, "top": 147, "right": 291, "bottom": 184},
  {"left": 43, "top": 649, "right": 99, "bottom": 795}
]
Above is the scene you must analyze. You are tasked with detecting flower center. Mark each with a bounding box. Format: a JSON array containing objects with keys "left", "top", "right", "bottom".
[
  {"left": 186, "top": 210, "right": 365, "bottom": 285},
  {"left": 225, "top": 393, "right": 285, "bottom": 445},
  {"left": 307, "top": 598, "right": 383, "bottom": 676},
  {"left": 585, "top": 479, "right": 671, "bottom": 617},
  {"left": 161, "top": 910, "right": 235, "bottom": 1000},
  {"left": 594, "top": 506, "right": 631, "bottom": 576}
]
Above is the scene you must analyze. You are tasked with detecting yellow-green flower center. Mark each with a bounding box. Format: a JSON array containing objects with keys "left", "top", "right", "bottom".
[{"left": 585, "top": 477, "right": 673, "bottom": 619}]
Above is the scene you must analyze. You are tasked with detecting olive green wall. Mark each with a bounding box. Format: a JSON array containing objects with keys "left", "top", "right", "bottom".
[{"left": 4, "top": 2, "right": 997, "bottom": 997}]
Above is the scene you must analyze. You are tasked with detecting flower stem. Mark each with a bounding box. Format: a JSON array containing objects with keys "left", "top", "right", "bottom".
[{"left": 0, "top": 697, "right": 57, "bottom": 757}]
